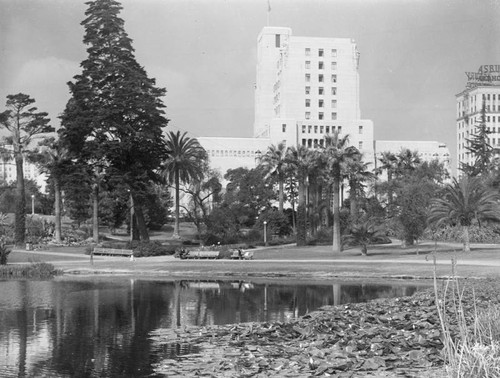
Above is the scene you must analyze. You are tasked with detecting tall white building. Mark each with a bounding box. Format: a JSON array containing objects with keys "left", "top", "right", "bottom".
[
  {"left": 456, "top": 66, "right": 500, "bottom": 174},
  {"left": 253, "top": 27, "right": 374, "bottom": 163}
]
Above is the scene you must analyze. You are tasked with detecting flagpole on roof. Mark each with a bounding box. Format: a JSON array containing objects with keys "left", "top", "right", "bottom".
[{"left": 267, "top": 0, "right": 271, "bottom": 26}]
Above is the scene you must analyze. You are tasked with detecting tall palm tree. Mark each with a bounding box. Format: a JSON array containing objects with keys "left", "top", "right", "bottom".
[
  {"left": 162, "top": 131, "right": 207, "bottom": 238},
  {"left": 322, "top": 132, "right": 360, "bottom": 253},
  {"left": 260, "top": 142, "right": 287, "bottom": 212},
  {"left": 428, "top": 175, "right": 500, "bottom": 252},
  {"left": 395, "top": 148, "right": 422, "bottom": 178},
  {"left": 285, "top": 145, "right": 316, "bottom": 245},
  {"left": 345, "top": 155, "right": 374, "bottom": 219}
]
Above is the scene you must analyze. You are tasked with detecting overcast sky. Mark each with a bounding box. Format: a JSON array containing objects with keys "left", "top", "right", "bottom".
[{"left": 1, "top": 0, "right": 499, "bottom": 170}]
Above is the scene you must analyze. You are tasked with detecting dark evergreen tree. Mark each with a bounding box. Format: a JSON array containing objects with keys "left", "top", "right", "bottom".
[
  {"left": 59, "top": 0, "right": 169, "bottom": 241},
  {"left": 461, "top": 101, "right": 493, "bottom": 176},
  {"left": 0, "top": 94, "right": 53, "bottom": 245}
]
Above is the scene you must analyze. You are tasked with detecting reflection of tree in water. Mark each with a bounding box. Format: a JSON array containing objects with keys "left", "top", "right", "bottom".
[
  {"left": 340, "top": 284, "right": 418, "bottom": 304},
  {"left": 28, "top": 280, "right": 172, "bottom": 377}
]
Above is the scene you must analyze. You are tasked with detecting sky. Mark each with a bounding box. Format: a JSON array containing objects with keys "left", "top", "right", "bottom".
[{"left": 1, "top": 0, "right": 500, "bottom": 172}]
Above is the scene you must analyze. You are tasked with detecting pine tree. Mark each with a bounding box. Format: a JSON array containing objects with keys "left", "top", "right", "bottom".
[
  {"left": 461, "top": 101, "right": 493, "bottom": 176},
  {"left": 59, "top": 0, "right": 169, "bottom": 241}
]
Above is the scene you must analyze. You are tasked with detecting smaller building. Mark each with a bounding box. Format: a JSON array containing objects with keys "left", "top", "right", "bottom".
[{"left": 374, "top": 140, "right": 451, "bottom": 177}]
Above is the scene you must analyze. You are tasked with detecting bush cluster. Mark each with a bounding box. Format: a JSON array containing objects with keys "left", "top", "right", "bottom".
[
  {"left": 425, "top": 224, "right": 500, "bottom": 244},
  {"left": 126, "top": 240, "right": 177, "bottom": 257},
  {"left": 0, "top": 262, "right": 61, "bottom": 278}
]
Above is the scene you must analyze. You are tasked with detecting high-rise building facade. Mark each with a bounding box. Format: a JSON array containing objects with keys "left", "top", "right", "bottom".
[
  {"left": 456, "top": 69, "right": 500, "bottom": 174},
  {"left": 254, "top": 27, "right": 374, "bottom": 162}
]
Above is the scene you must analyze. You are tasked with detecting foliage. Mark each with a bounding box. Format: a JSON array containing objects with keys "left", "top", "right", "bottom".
[
  {"left": 0, "top": 262, "right": 61, "bottom": 278},
  {"left": 162, "top": 131, "right": 207, "bottom": 237},
  {"left": 255, "top": 209, "right": 292, "bottom": 238},
  {"left": 26, "top": 216, "right": 54, "bottom": 243},
  {"left": 59, "top": 0, "right": 169, "bottom": 241},
  {"left": 429, "top": 175, "right": 500, "bottom": 251},
  {"left": 424, "top": 223, "right": 500, "bottom": 244},
  {"left": 461, "top": 101, "right": 493, "bottom": 176},
  {"left": 204, "top": 205, "right": 241, "bottom": 244},
  {"left": 126, "top": 240, "right": 176, "bottom": 257},
  {"left": 343, "top": 219, "right": 387, "bottom": 255},
  {"left": 0, "top": 243, "right": 10, "bottom": 265},
  {"left": 0, "top": 93, "right": 53, "bottom": 245},
  {"left": 260, "top": 142, "right": 288, "bottom": 211},
  {"left": 223, "top": 166, "right": 276, "bottom": 228}
]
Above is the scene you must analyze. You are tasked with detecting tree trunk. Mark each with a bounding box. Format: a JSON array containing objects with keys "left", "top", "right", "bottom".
[
  {"left": 332, "top": 176, "right": 342, "bottom": 253},
  {"left": 54, "top": 179, "right": 62, "bottom": 243},
  {"left": 463, "top": 225, "right": 470, "bottom": 252},
  {"left": 296, "top": 180, "right": 307, "bottom": 246},
  {"left": 133, "top": 202, "right": 150, "bottom": 241},
  {"left": 15, "top": 153, "right": 26, "bottom": 246},
  {"left": 361, "top": 244, "right": 367, "bottom": 256},
  {"left": 92, "top": 184, "right": 99, "bottom": 243},
  {"left": 278, "top": 179, "right": 284, "bottom": 212},
  {"left": 173, "top": 169, "right": 180, "bottom": 238},
  {"left": 349, "top": 182, "right": 357, "bottom": 220}
]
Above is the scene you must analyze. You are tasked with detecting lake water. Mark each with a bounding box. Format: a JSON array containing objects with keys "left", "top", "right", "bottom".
[{"left": 0, "top": 277, "right": 430, "bottom": 377}]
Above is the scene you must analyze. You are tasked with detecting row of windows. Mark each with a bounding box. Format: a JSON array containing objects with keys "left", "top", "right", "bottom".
[
  {"left": 301, "top": 138, "right": 363, "bottom": 150},
  {"left": 305, "top": 74, "right": 337, "bottom": 83},
  {"left": 458, "top": 115, "right": 499, "bottom": 128},
  {"left": 459, "top": 138, "right": 500, "bottom": 150},
  {"left": 302, "top": 125, "right": 342, "bottom": 134},
  {"left": 305, "top": 48, "right": 337, "bottom": 58},
  {"left": 305, "top": 61, "right": 337, "bottom": 70},
  {"left": 305, "top": 99, "right": 337, "bottom": 108},
  {"left": 305, "top": 112, "right": 337, "bottom": 120},
  {"left": 208, "top": 149, "right": 258, "bottom": 158},
  {"left": 305, "top": 85, "right": 337, "bottom": 95}
]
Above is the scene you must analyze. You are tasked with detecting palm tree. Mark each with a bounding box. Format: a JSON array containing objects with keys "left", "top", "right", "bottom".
[
  {"left": 322, "top": 132, "right": 360, "bottom": 253},
  {"left": 260, "top": 142, "right": 287, "bottom": 212},
  {"left": 285, "top": 145, "right": 316, "bottom": 246},
  {"left": 343, "top": 220, "right": 386, "bottom": 256},
  {"left": 162, "top": 131, "right": 207, "bottom": 238},
  {"left": 428, "top": 175, "right": 500, "bottom": 252},
  {"left": 345, "top": 155, "right": 374, "bottom": 219},
  {"left": 395, "top": 148, "right": 422, "bottom": 178}
]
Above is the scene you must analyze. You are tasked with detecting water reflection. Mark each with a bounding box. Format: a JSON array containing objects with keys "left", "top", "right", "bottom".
[{"left": 0, "top": 278, "right": 429, "bottom": 377}]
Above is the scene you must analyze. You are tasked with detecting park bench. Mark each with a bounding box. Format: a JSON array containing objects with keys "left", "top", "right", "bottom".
[
  {"left": 92, "top": 247, "right": 134, "bottom": 257},
  {"left": 184, "top": 250, "right": 220, "bottom": 259}
]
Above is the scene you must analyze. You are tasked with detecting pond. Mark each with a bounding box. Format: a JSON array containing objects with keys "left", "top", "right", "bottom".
[{"left": 0, "top": 277, "right": 430, "bottom": 377}]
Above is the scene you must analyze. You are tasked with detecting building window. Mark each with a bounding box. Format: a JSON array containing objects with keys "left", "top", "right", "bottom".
[
  {"left": 318, "top": 48, "right": 324, "bottom": 57},
  {"left": 318, "top": 61, "right": 324, "bottom": 69},
  {"left": 331, "top": 62, "right": 337, "bottom": 70},
  {"left": 305, "top": 74, "right": 311, "bottom": 82},
  {"left": 314, "top": 125, "right": 318, "bottom": 133},
  {"left": 338, "top": 126, "right": 342, "bottom": 133},
  {"left": 326, "top": 126, "right": 330, "bottom": 133},
  {"left": 305, "top": 99, "right": 310, "bottom": 107},
  {"left": 331, "top": 49, "right": 337, "bottom": 57},
  {"left": 319, "top": 112, "right": 324, "bottom": 120},
  {"left": 359, "top": 125, "right": 363, "bottom": 134},
  {"left": 320, "top": 126, "right": 324, "bottom": 133},
  {"left": 331, "top": 100, "right": 337, "bottom": 108},
  {"left": 305, "top": 61, "right": 310, "bottom": 69},
  {"left": 305, "top": 48, "right": 311, "bottom": 56},
  {"left": 319, "top": 139, "right": 324, "bottom": 147},
  {"left": 275, "top": 34, "right": 280, "bottom": 48},
  {"left": 282, "top": 124, "right": 286, "bottom": 132},
  {"left": 331, "top": 74, "right": 337, "bottom": 83},
  {"left": 318, "top": 87, "right": 324, "bottom": 95},
  {"left": 302, "top": 125, "right": 306, "bottom": 133},
  {"left": 319, "top": 99, "right": 324, "bottom": 108},
  {"left": 332, "top": 112, "right": 337, "bottom": 120},
  {"left": 305, "top": 112, "right": 311, "bottom": 119},
  {"left": 359, "top": 141, "right": 363, "bottom": 150},
  {"left": 308, "top": 125, "right": 312, "bottom": 133},
  {"left": 305, "top": 86, "right": 310, "bottom": 95},
  {"left": 331, "top": 87, "right": 337, "bottom": 95},
  {"left": 318, "top": 74, "right": 324, "bottom": 82}
]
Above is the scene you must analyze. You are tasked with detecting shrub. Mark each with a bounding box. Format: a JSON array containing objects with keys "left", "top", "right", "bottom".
[
  {"left": 0, "top": 262, "right": 61, "bottom": 278},
  {"left": 425, "top": 224, "right": 500, "bottom": 244},
  {"left": 126, "top": 240, "right": 176, "bottom": 257},
  {"left": 0, "top": 243, "right": 10, "bottom": 265}
]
